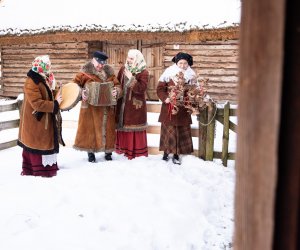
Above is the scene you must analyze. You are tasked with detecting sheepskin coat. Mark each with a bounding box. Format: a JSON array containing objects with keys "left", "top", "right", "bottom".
[
  {"left": 18, "top": 70, "right": 61, "bottom": 154},
  {"left": 73, "top": 62, "right": 121, "bottom": 153},
  {"left": 116, "top": 66, "right": 149, "bottom": 131}
]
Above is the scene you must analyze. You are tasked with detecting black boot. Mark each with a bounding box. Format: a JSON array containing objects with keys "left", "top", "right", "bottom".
[
  {"left": 172, "top": 154, "right": 181, "bottom": 165},
  {"left": 105, "top": 152, "right": 112, "bottom": 161},
  {"left": 162, "top": 152, "right": 169, "bottom": 161},
  {"left": 88, "top": 152, "right": 96, "bottom": 163}
]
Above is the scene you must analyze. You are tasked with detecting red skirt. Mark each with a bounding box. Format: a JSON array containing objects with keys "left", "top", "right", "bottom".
[
  {"left": 21, "top": 149, "right": 59, "bottom": 177},
  {"left": 115, "top": 130, "right": 148, "bottom": 159}
]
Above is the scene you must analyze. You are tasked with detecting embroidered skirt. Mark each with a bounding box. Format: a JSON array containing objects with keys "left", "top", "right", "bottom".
[
  {"left": 159, "top": 124, "right": 193, "bottom": 155},
  {"left": 21, "top": 149, "right": 59, "bottom": 177},
  {"left": 115, "top": 130, "right": 148, "bottom": 159}
]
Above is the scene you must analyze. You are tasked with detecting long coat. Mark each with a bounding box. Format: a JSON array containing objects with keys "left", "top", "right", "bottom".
[
  {"left": 18, "top": 70, "right": 62, "bottom": 155},
  {"left": 73, "top": 62, "right": 121, "bottom": 153},
  {"left": 116, "top": 66, "right": 149, "bottom": 131},
  {"left": 156, "top": 79, "right": 192, "bottom": 126}
]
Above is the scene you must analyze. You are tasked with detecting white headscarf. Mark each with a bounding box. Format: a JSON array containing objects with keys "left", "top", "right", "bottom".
[
  {"left": 125, "top": 49, "right": 147, "bottom": 75},
  {"left": 159, "top": 64, "right": 196, "bottom": 84}
]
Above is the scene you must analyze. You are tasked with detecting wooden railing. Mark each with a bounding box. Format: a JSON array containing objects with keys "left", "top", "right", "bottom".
[
  {"left": 198, "top": 101, "right": 237, "bottom": 167},
  {"left": 0, "top": 100, "right": 237, "bottom": 166},
  {"left": 0, "top": 100, "right": 22, "bottom": 150}
]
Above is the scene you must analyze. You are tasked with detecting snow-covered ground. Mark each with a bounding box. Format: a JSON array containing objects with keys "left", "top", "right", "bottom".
[{"left": 0, "top": 98, "right": 236, "bottom": 250}]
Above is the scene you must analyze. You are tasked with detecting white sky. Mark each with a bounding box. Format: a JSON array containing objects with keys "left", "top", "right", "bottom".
[
  {"left": 0, "top": 99, "right": 236, "bottom": 250},
  {"left": 0, "top": 0, "right": 241, "bottom": 30}
]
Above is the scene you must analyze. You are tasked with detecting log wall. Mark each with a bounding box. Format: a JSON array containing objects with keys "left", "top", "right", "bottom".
[
  {"left": 0, "top": 39, "right": 239, "bottom": 103},
  {"left": 0, "top": 42, "right": 89, "bottom": 97}
]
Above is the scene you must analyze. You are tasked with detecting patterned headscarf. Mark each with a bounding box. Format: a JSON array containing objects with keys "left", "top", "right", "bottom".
[
  {"left": 125, "top": 49, "right": 147, "bottom": 75},
  {"left": 32, "top": 55, "right": 56, "bottom": 89}
]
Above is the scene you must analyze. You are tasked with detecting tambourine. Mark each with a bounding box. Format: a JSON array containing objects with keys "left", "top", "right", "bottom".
[{"left": 59, "top": 82, "right": 82, "bottom": 111}]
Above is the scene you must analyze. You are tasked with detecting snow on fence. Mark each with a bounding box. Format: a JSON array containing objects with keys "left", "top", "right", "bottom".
[{"left": 0, "top": 100, "right": 237, "bottom": 166}]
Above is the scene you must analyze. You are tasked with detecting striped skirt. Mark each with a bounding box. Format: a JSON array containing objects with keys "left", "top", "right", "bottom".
[
  {"left": 21, "top": 149, "right": 59, "bottom": 177},
  {"left": 159, "top": 124, "right": 193, "bottom": 155},
  {"left": 115, "top": 130, "right": 148, "bottom": 160}
]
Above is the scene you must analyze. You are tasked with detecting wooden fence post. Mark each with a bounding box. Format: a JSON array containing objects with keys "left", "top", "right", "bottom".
[
  {"left": 197, "top": 107, "right": 208, "bottom": 159},
  {"left": 222, "top": 101, "right": 230, "bottom": 166},
  {"left": 205, "top": 104, "right": 216, "bottom": 161}
]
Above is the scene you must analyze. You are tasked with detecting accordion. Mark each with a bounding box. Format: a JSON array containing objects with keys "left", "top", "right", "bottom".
[{"left": 85, "top": 81, "right": 117, "bottom": 106}]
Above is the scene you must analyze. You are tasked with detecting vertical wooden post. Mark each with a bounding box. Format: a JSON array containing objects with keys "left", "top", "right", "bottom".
[
  {"left": 222, "top": 101, "right": 230, "bottom": 167},
  {"left": 197, "top": 107, "right": 207, "bottom": 159},
  {"left": 205, "top": 104, "right": 216, "bottom": 161},
  {"left": 234, "top": 0, "right": 285, "bottom": 249}
]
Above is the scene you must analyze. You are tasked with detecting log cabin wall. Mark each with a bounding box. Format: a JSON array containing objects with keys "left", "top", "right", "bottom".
[
  {"left": 0, "top": 42, "right": 89, "bottom": 97},
  {"left": 0, "top": 38, "right": 239, "bottom": 103},
  {"left": 163, "top": 40, "right": 239, "bottom": 103},
  {"left": 0, "top": 47, "right": 2, "bottom": 92}
]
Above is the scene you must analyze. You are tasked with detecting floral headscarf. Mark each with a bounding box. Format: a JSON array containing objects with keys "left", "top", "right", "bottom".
[
  {"left": 32, "top": 55, "right": 56, "bottom": 89},
  {"left": 125, "top": 49, "right": 147, "bottom": 75}
]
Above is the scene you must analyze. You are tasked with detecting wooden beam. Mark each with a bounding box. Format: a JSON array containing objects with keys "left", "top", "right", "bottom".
[{"left": 234, "top": 0, "right": 285, "bottom": 249}]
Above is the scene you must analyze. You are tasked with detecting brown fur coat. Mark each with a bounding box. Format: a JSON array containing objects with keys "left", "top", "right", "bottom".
[
  {"left": 18, "top": 70, "right": 63, "bottom": 154},
  {"left": 73, "top": 62, "right": 121, "bottom": 152}
]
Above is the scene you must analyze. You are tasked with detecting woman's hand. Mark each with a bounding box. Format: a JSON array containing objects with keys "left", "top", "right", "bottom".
[
  {"left": 165, "top": 97, "right": 171, "bottom": 104},
  {"left": 81, "top": 88, "right": 88, "bottom": 101},
  {"left": 55, "top": 91, "right": 63, "bottom": 105}
]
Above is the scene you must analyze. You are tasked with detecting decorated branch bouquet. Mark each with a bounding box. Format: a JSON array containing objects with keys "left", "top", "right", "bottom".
[{"left": 168, "top": 71, "right": 214, "bottom": 115}]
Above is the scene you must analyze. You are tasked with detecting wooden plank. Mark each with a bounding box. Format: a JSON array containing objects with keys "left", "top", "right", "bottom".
[
  {"left": 213, "top": 151, "right": 235, "bottom": 160},
  {"left": 0, "top": 102, "right": 18, "bottom": 112},
  {"left": 217, "top": 108, "right": 238, "bottom": 116},
  {"left": 2, "top": 53, "right": 88, "bottom": 60},
  {"left": 165, "top": 49, "right": 238, "bottom": 57},
  {"left": 216, "top": 116, "right": 238, "bottom": 133},
  {"left": 1, "top": 42, "right": 88, "bottom": 49},
  {"left": 221, "top": 102, "right": 230, "bottom": 166},
  {"left": 164, "top": 55, "right": 239, "bottom": 63},
  {"left": 198, "top": 68, "right": 238, "bottom": 76},
  {"left": 164, "top": 61, "right": 238, "bottom": 69},
  {"left": 0, "top": 140, "right": 18, "bottom": 150},
  {"left": 0, "top": 119, "right": 20, "bottom": 131},
  {"left": 3, "top": 59, "right": 88, "bottom": 65},
  {"left": 2, "top": 48, "right": 88, "bottom": 55},
  {"left": 204, "top": 76, "right": 238, "bottom": 82},
  {"left": 164, "top": 44, "right": 239, "bottom": 50}
]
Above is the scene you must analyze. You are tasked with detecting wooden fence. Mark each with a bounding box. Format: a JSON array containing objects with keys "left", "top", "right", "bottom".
[
  {"left": 0, "top": 100, "right": 237, "bottom": 166},
  {"left": 0, "top": 100, "right": 22, "bottom": 150}
]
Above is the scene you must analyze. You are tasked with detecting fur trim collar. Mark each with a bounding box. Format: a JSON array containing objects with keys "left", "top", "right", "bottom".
[
  {"left": 81, "top": 61, "right": 115, "bottom": 81},
  {"left": 27, "top": 69, "right": 46, "bottom": 85}
]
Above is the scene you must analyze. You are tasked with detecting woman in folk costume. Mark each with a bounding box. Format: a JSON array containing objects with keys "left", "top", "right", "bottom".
[
  {"left": 115, "top": 49, "right": 149, "bottom": 159},
  {"left": 156, "top": 52, "right": 197, "bottom": 165},
  {"left": 73, "top": 51, "right": 121, "bottom": 163},
  {"left": 18, "top": 55, "right": 64, "bottom": 177}
]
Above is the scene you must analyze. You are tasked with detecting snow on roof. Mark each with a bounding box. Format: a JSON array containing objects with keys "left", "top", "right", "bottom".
[{"left": 0, "top": 0, "right": 241, "bottom": 35}]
